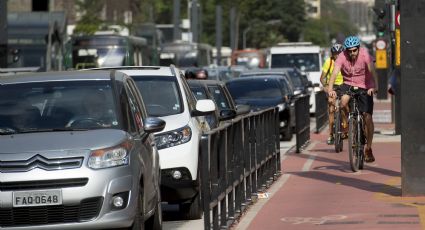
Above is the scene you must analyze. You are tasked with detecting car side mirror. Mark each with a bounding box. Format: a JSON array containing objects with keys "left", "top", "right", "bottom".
[
  {"left": 191, "top": 99, "right": 216, "bottom": 116},
  {"left": 235, "top": 104, "right": 251, "bottom": 115},
  {"left": 219, "top": 109, "right": 237, "bottom": 121},
  {"left": 313, "top": 83, "right": 320, "bottom": 87},
  {"left": 143, "top": 117, "right": 166, "bottom": 133}
]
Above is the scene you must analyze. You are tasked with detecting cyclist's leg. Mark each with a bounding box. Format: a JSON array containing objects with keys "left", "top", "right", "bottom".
[
  {"left": 328, "top": 93, "right": 336, "bottom": 143},
  {"left": 339, "top": 85, "right": 351, "bottom": 138},
  {"left": 359, "top": 91, "right": 375, "bottom": 162},
  {"left": 334, "top": 85, "right": 348, "bottom": 135}
]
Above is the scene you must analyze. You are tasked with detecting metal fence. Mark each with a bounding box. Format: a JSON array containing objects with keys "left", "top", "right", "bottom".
[
  {"left": 295, "top": 94, "right": 311, "bottom": 153},
  {"left": 200, "top": 108, "right": 280, "bottom": 230},
  {"left": 314, "top": 91, "right": 328, "bottom": 133}
]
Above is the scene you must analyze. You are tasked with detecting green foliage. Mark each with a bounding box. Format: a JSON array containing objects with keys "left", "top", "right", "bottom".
[
  {"left": 136, "top": 0, "right": 356, "bottom": 49},
  {"left": 303, "top": 0, "right": 358, "bottom": 46},
  {"left": 73, "top": 0, "right": 104, "bottom": 35}
]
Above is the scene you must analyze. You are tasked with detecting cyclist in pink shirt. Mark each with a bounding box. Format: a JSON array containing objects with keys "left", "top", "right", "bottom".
[{"left": 327, "top": 36, "right": 378, "bottom": 163}]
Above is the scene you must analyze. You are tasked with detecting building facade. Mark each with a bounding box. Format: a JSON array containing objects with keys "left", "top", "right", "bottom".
[{"left": 305, "top": 0, "right": 321, "bottom": 19}]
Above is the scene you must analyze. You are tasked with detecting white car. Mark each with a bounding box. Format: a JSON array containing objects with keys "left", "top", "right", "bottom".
[
  {"left": 89, "top": 66, "right": 216, "bottom": 220},
  {"left": 267, "top": 42, "right": 323, "bottom": 114}
]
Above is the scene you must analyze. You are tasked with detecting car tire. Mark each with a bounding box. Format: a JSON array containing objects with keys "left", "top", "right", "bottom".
[
  {"left": 128, "top": 185, "right": 144, "bottom": 230},
  {"left": 145, "top": 197, "right": 162, "bottom": 230},
  {"left": 281, "top": 124, "right": 292, "bottom": 141},
  {"left": 180, "top": 191, "right": 202, "bottom": 220}
]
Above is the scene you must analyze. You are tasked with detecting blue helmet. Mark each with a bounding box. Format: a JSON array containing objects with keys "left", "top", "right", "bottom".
[{"left": 344, "top": 36, "right": 360, "bottom": 49}]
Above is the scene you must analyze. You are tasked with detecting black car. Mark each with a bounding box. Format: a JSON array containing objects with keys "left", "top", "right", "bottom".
[
  {"left": 188, "top": 79, "right": 248, "bottom": 127},
  {"left": 283, "top": 67, "right": 313, "bottom": 97},
  {"left": 226, "top": 75, "right": 293, "bottom": 141},
  {"left": 239, "top": 69, "right": 297, "bottom": 136}
]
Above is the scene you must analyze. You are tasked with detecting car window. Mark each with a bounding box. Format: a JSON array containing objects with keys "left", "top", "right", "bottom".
[
  {"left": 190, "top": 85, "right": 209, "bottom": 100},
  {"left": 207, "top": 85, "right": 230, "bottom": 110},
  {"left": 133, "top": 76, "right": 183, "bottom": 117},
  {"left": 271, "top": 53, "right": 320, "bottom": 72},
  {"left": 125, "top": 79, "right": 144, "bottom": 133},
  {"left": 0, "top": 81, "right": 119, "bottom": 132},
  {"left": 287, "top": 70, "right": 303, "bottom": 88}
]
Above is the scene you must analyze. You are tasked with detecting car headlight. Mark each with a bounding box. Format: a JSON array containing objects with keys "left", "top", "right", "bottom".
[
  {"left": 155, "top": 126, "right": 192, "bottom": 150},
  {"left": 88, "top": 141, "right": 131, "bottom": 169},
  {"left": 277, "top": 103, "right": 286, "bottom": 112}
]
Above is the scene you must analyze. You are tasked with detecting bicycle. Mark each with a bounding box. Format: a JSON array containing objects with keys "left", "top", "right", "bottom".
[
  {"left": 333, "top": 91, "right": 344, "bottom": 153},
  {"left": 346, "top": 87, "right": 367, "bottom": 172}
]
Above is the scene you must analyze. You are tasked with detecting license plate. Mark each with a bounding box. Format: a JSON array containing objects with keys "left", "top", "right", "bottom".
[{"left": 13, "top": 190, "right": 62, "bottom": 207}]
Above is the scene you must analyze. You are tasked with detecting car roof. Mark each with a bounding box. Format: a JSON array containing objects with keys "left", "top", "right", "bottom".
[
  {"left": 0, "top": 70, "right": 115, "bottom": 84},
  {"left": 188, "top": 79, "right": 224, "bottom": 86},
  {"left": 241, "top": 68, "right": 294, "bottom": 75},
  {"left": 84, "top": 66, "right": 175, "bottom": 77},
  {"left": 227, "top": 74, "right": 283, "bottom": 82}
]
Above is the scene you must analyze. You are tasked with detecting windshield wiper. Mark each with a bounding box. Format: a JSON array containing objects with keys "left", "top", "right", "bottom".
[{"left": 17, "top": 128, "right": 90, "bottom": 133}]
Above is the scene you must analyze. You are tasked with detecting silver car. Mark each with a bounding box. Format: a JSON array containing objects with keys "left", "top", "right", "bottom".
[{"left": 0, "top": 71, "right": 165, "bottom": 229}]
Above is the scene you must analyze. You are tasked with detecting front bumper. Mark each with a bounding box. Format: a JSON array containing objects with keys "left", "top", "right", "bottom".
[{"left": 0, "top": 166, "right": 139, "bottom": 230}]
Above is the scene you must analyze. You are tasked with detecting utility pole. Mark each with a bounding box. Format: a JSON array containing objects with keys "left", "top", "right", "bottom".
[
  {"left": 230, "top": 7, "right": 236, "bottom": 51},
  {"left": 173, "top": 0, "right": 181, "bottom": 41},
  {"left": 215, "top": 5, "right": 222, "bottom": 66},
  {"left": 400, "top": 0, "right": 425, "bottom": 196},
  {"left": 0, "top": 0, "right": 7, "bottom": 68},
  {"left": 190, "top": 0, "right": 199, "bottom": 43}
]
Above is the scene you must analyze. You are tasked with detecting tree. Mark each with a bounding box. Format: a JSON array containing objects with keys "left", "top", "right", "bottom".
[
  {"left": 202, "top": 0, "right": 306, "bottom": 49},
  {"left": 73, "top": 0, "right": 104, "bottom": 35},
  {"left": 303, "top": 0, "right": 358, "bottom": 46}
]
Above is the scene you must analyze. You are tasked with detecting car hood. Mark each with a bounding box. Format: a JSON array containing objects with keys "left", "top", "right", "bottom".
[
  {"left": 235, "top": 97, "right": 283, "bottom": 110},
  {"left": 0, "top": 129, "right": 128, "bottom": 153},
  {"left": 157, "top": 113, "right": 190, "bottom": 133}
]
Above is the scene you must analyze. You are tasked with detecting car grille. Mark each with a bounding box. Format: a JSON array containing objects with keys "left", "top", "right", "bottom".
[
  {"left": 0, "top": 155, "right": 84, "bottom": 172},
  {"left": 0, "top": 178, "right": 89, "bottom": 191},
  {"left": 0, "top": 197, "right": 103, "bottom": 227}
]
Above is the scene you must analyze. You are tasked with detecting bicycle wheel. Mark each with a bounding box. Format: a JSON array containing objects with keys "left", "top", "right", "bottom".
[
  {"left": 348, "top": 117, "right": 360, "bottom": 172},
  {"left": 334, "top": 110, "right": 342, "bottom": 153},
  {"left": 358, "top": 118, "right": 365, "bottom": 170}
]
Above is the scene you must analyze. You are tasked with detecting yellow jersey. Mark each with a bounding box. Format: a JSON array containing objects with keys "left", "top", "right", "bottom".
[{"left": 322, "top": 57, "right": 343, "bottom": 86}]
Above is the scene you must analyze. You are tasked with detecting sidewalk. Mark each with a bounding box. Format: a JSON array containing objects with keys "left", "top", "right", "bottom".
[{"left": 232, "top": 99, "right": 425, "bottom": 230}]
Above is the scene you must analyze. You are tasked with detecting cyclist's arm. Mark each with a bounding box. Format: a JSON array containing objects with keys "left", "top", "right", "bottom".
[
  {"left": 320, "top": 59, "right": 330, "bottom": 87},
  {"left": 327, "top": 65, "right": 341, "bottom": 93},
  {"left": 367, "top": 62, "right": 379, "bottom": 92},
  {"left": 320, "top": 70, "right": 328, "bottom": 88}
]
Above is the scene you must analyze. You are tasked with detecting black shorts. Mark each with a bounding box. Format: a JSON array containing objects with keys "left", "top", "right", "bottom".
[{"left": 340, "top": 84, "right": 374, "bottom": 115}]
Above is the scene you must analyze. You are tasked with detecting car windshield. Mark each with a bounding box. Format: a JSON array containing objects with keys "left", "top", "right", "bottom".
[
  {"left": 0, "top": 81, "right": 119, "bottom": 134},
  {"left": 72, "top": 47, "right": 126, "bottom": 69},
  {"left": 133, "top": 76, "right": 183, "bottom": 117},
  {"left": 271, "top": 53, "right": 320, "bottom": 72},
  {"left": 226, "top": 78, "right": 282, "bottom": 100}
]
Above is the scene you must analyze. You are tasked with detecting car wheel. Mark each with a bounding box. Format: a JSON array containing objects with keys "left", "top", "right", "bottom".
[
  {"left": 281, "top": 124, "right": 292, "bottom": 141},
  {"left": 145, "top": 196, "right": 162, "bottom": 230},
  {"left": 180, "top": 191, "right": 202, "bottom": 220},
  {"left": 128, "top": 185, "right": 144, "bottom": 230}
]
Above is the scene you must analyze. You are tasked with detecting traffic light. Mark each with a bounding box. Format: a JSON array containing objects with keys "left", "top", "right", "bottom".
[{"left": 373, "top": 7, "right": 387, "bottom": 37}]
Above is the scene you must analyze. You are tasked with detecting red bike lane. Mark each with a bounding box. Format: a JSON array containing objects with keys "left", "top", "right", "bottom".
[{"left": 234, "top": 100, "right": 425, "bottom": 230}]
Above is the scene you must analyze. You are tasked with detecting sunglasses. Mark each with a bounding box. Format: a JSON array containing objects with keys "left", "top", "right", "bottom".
[{"left": 347, "top": 48, "right": 358, "bottom": 53}]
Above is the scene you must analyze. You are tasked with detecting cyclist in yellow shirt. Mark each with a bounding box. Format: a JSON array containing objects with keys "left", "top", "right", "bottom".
[{"left": 320, "top": 43, "right": 346, "bottom": 144}]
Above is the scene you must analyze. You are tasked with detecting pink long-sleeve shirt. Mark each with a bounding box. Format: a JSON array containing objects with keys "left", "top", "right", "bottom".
[{"left": 334, "top": 47, "right": 375, "bottom": 89}]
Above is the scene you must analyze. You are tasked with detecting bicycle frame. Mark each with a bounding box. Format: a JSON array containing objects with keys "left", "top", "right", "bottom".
[
  {"left": 347, "top": 89, "right": 366, "bottom": 172},
  {"left": 333, "top": 93, "right": 343, "bottom": 153}
]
